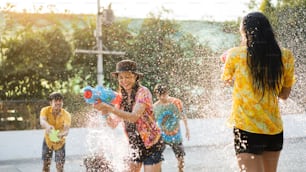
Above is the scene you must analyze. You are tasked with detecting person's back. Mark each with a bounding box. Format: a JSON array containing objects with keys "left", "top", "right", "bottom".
[
  {"left": 223, "top": 46, "right": 295, "bottom": 134},
  {"left": 221, "top": 12, "right": 295, "bottom": 172}
]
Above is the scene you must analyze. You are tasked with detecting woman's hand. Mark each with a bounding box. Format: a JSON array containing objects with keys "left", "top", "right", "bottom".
[
  {"left": 106, "top": 115, "right": 120, "bottom": 128},
  {"left": 224, "top": 79, "right": 234, "bottom": 87},
  {"left": 93, "top": 102, "right": 113, "bottom": 114},
  {"left": 278, "top": 87, "right": 291, "bottom": 100}
]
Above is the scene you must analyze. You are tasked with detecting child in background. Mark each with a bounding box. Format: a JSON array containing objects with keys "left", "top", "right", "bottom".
[{"left": 153, "top": 84, "right": 190, "bottom": 172}]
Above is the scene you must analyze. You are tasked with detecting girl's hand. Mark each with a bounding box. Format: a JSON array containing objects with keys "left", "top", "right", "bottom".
[
  {"left": 224, "top": 79, "right": 234, "bottom": 87},
  {"left": 106, "top": 115, "right": 119, "bottom": 128},
  {"left": 185, "top": 128, "right": 190, "bottom": 141},
  {"left": 93, "top": 102, "right": 113, "bottom": 114}
]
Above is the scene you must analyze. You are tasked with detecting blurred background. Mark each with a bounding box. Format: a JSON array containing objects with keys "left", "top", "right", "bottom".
[{"left": 0, "top": 0, "right": 305, "bottom": 131}]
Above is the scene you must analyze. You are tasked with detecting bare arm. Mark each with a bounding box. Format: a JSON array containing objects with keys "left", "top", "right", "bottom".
[
  {"left": 94, "top": 102, "right": 146, "bottom": 123},
  {"left": 40, "top": 116, "right": 53, "bottom": 134},
  {"left": 181, "top": 114, "right": 190, "bottom": 140},
  {"left": 58, "top": 113, "right": 71, "bottom": 138},
  {"left": 58, "top": 125, "right": 70, "bottom": 138},
  {"left": 278, "top": 87, "right": 291, "bottom": 100}
]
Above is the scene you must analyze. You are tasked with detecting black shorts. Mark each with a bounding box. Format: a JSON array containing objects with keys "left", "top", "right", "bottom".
[
  {"left": 129, "top": 137, "right": 165, "bottom": 165},
  {"left": 166, "top": 142, "right": 185, "bottom": 158},
  {"left": 233, "top": 127, "right": 283, "bottom": 155}
]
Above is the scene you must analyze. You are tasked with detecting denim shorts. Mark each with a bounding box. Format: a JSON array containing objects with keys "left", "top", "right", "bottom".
[
  {"left": 130, "top": 138, "right": 165, "bottom": 165},
  {"left": 142, "top": 147, "right": 165, "bottom": 165},
  {"left": 233, "top": 127, "right": 283, "bottom": 155},
  {"left": 42, "top": 139, "right": 65, "bottom": 163}
]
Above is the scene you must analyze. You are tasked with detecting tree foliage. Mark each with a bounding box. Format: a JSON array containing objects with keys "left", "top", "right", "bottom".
[
  {"left": 275, "top": 3, "right": 306, "bottom": 106},
  {"left": 129, "top": 13, "right": 203, "bottom": 94},
  {"left": 253, "top": 0, "right": 306, "bottom": 111},
  {"left": 71, "top": 17, "right": 133, "bottom": 89},
  {"left": 0, "top": 26, "right": 72, "bottom": 100}
]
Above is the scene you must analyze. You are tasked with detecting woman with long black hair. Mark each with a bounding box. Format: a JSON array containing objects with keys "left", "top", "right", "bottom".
[{"left": 221, "top": 12, "right": 295, "bottom": 172}]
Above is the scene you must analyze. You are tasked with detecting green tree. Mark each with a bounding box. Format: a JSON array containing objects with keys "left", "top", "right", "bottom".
[
  {"left": 276, "top": 0, "right": 306, "bottom": 7},
  {"left": 259, "top": 0, "right": 277, "bottom": 26},
  {"left": 130, "top": 13, "right": 202, "bottom": 93},
  {"left": 0, "top": 27, "right": 72, "bottom": 100},
  {"left": 275, "top": 3, "right": 306, "bottom": 107},
  {"left": 71, "top": 17, "right": 133, "bottom": 89},
  {"left": 127, "top": 12, "right": 217, "bottom": 115},
  {"left": 132, "top": 15, "right": 183, "bottom": 89},
  {"left": 70, "top": 18, "right": 97, "bottom": 87}
]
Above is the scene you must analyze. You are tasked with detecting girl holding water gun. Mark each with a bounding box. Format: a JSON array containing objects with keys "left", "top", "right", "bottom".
[{"left": 93, "top": 60, "right": 165, "bottom": 172}]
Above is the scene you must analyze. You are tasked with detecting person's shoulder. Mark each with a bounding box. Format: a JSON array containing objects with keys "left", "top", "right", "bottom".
[
  {"left": 138, "top": 86, "right": 152, "bottom": 94},
  {"left": 41, "top": 106, "right": 51, "bottom": 112},
  {"left": 226, "top": 46, "right": 247, "bottom": 60},
  {"left": 62, "top": 109, "right": 71, "bottom": 117},
  {"left": 153, "top": 100, "right": 161, "bottom": 107},
  {"left": 169, "top": 97, "right": 183, "bottom": 110},
  {"left": 169, "top": 97, "right": 182, "bottom": 102},
  {"left": 229, "top": 46, "right": 246, "bottom": 54},
  {"left": 139, "top": 85, "right": 149, "bottom": 91},
  {"left": 280, "top": 47, "right": 295, "bottom": 64},
  {"left": 153, "top": 100, "right": 160, "bottom": 104},
  {"left": 136, "top": 86, "right": 153, "bottom": 100},
  {"left": 281, "top": 48, "right": 294, "bottom": 57}
]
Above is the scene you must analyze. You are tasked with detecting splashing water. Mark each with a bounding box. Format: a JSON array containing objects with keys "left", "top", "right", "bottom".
[
  {"left": 84, "top": 110, "right": 129, "bottom": 172},
  {"left": 78, "top": 10, "right": 305, "bottom": 171},
  {"left": 182, "top": 53, "right": 305, "bottom": 118}
]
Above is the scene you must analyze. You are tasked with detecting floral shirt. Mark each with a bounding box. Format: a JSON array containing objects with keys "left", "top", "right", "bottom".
[
  {"left": 124, "top": 86, "right": 161, "bottom": 149},
  {"left": 221, "top": 46, "right": 295, "bottom": 134}
]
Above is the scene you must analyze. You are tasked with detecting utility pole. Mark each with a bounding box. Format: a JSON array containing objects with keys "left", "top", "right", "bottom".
[
  {"left": 96, "top": 0, "right": 103, "bottom": 86},
  {"left": 75, "top": 0, "right": 124, "bottom": 86}
]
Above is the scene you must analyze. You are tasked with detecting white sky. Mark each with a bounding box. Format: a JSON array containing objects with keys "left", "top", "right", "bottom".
[{"left": 0, "top": 0, "right": 257, "bottom": 21}]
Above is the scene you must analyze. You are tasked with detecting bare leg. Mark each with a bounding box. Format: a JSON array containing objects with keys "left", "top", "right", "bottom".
[
  {"left": 236, "top": 153, "right": 264, "bottom": 172},
  {"left": 262, "top": 151, "right": 281, "bottom": 172},
  {"left": 43, "top": 160, "right": 51, "bottom": 172},
  {"left": 143, "top": 162, "right": 162, "bottom": 172},
  {"left": 127, "top": 162, "right": 142, "bottom": 172},
  {"left": 177, "top": 157, "right": 184, "bottom": 172},
  {"left": 56, "top": 161, "right": 64, "bottom": 172}
]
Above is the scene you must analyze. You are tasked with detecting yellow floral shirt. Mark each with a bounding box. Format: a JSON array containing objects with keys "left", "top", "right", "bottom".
[{"left": 221, "top": 46, "right": 295, "bottom": 134}]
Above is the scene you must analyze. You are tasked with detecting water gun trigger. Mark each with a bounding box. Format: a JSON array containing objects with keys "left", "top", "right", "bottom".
[{"left": 95, "top": 99, "right": 102, "bottom": 104}]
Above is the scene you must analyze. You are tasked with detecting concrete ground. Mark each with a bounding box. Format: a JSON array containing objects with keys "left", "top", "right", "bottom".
[
  {"left": 1, "top": 138, "right": 306, "bottom": 172},
  {"left": 1, "top": 114, "right": 306, "bottom": 172}
]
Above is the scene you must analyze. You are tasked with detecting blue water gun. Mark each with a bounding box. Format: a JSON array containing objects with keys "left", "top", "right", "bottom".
[{"left": 82, "top": 85, "right": 121, "bottom": 105}]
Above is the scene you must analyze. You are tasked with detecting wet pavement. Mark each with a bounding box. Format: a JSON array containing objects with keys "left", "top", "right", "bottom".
[
  {"left": 1, "top": 114, "right": 306, "bottom": 172},
  {"left": 1, "top": 138, "right": 306, "bottom": 172}
]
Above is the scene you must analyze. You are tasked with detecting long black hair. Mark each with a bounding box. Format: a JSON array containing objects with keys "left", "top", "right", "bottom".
[
  {"left": 120, "top": 81, "right": 140, "bottom": 112},
  {"left": 242, "top": 12, "right": 284, "bottom": 97}
]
